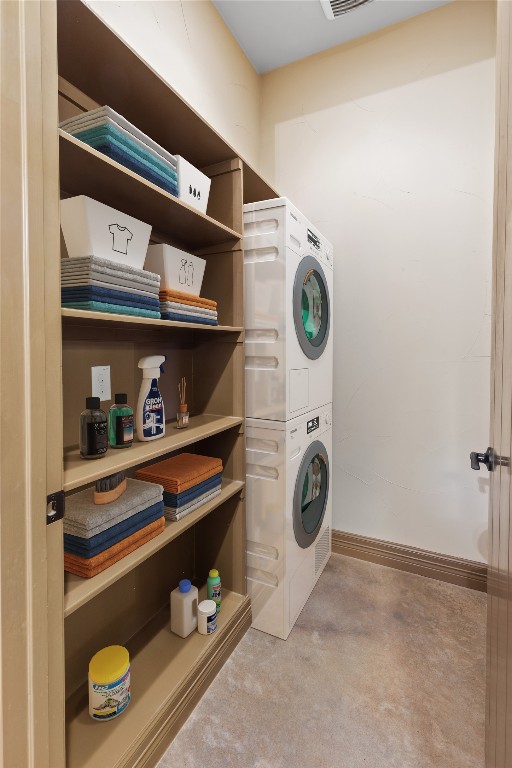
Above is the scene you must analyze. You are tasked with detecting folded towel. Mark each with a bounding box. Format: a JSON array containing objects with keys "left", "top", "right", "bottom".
[
  {"left": 159, "top": 289, "right": 217, "bottom": 310},
  {"left": 159, "top": 302, "right": 218, "bottom": 318},
  {"left": 61, "top": 256, "right": 160, "bottom": 284},
  {"left": 62, "top": 301, "right": 161, "bottom": 319},
  {"left": 64, "top": 478, "right": 163, "bottom": 536},
  {"left": 64, "top": 517, "right": 165, "bottom": 578},
  {"left": 63, "top": 116, "right": 177, "bottom": 172},
  {"left": 165, "top": 487, "right": 222, "bottom": 522},
  {"left": 136, "top": 453, "right": 223, "bottom": 494},
  {"left": 160, "top": 312, "right": 217, "bottom": 326},
  {"left": 73, "top": 124, "right": 178, "bottom": 183},
  {"left": 162, "top": 473, "right": 222, "bottom": 508},
  {"left": 59, "top": 106, "right": 177, "bottom": 168},
  {"left": 86, "top": 141, "right": 178, "bottom": 196},
  {"left": 61, "top": 277, "right": 159, "bottom": 299},
  {"left": 64, "top": 500, "right": 165, "bottom": 556},
  {"left": 61, "top": 286, "right": 160, "bottom": 310},
  {"left": 163, "top": 482, "right": 222, "bottom": 514}
]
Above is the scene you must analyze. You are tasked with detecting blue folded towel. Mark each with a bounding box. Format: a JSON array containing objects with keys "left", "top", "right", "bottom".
[
  {"left": 61, "top": 286, "right": 160, "bottom": 310},
  {"left": 81, "top": 139, "right": 178, "bottom": 196},
  {"left": 61, "top": 301, "right": 161, "bottom": 319},
  {"left": 73, "top": 124, "right": 178, "bottom": 183},
  {"left": 163, "top": 474, "right": 222, "bottom": 508},
  {"left": 161, "top": 312, "right": 218, "bottom": 326},
  {"left": 64, "top": 500, "right": 164, "bottom": 557}
]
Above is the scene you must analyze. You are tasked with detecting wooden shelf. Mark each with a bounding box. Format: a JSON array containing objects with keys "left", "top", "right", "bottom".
[
  {"left": 59, "top": 131, "right": 242, "bottom": 250},
  {"left": 64, "top": 478, "right": 244, "bottom": 617},
  {"left": 63, "top": 414, "right": 243, "bottom": 492},
  {"left": 65, "top": 590, "right": 249, "bottom": 768},
  {"left": 61, "top": 308, "right": 243, "bottom": 335}
]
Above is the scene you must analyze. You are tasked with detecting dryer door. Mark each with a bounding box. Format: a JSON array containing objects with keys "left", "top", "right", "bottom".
[
  {"left": 293, "top": 439, "right": 329, "bottom": 549},
  {"left": 293, "top": 256, "right": 330, "bottom": 360}
]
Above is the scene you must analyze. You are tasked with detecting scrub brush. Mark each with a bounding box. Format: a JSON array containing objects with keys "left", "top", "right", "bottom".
[{"left": 93, "top": 471, "right": 127, "bottom": 505}]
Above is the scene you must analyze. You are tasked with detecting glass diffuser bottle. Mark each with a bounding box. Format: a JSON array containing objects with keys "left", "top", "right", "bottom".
[{"left": 177, "top": 376, "right": 189, "bottom": 429}]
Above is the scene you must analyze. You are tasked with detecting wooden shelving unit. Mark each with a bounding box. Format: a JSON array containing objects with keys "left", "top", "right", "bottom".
[
  {"left": 63, "top": 414, "right": 243, "bottom": 491},
  {"left": 47, "top": 0, "right": 280, "bottom": 764},
  {"left": 66, "top": 590, "right": 251, "bottom": 768},
  {"left": 62, "top": 308, "right": 244, "bottom": 336},
  {"left": 64, "top": 479, "right": 245, "bottom": 617}
]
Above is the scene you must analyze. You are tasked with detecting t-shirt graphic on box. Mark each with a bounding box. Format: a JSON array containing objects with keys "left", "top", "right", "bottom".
[{"left": 109, "top": 224, "right": 133, "bottom": 255}]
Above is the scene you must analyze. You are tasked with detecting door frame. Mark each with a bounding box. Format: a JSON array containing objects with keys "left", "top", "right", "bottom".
[{"left": 0, "top": 1, "right": 64, "bottom": 765}]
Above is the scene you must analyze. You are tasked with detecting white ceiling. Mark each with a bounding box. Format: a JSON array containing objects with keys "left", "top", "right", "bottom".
[{"left": 212, "top": 0, "right": 453, "bottom": 73}]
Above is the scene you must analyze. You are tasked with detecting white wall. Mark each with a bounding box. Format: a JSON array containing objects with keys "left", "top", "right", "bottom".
[
  {"left": 86, "top": 0, "right": 261, "bottom": 167},
  {"left": 260, "top": 0, "right": 496, "bottom": 562}
]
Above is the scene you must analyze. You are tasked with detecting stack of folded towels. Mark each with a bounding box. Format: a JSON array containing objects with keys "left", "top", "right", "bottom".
[
  {"left": 136, "top": 453, "right": 222, "bottom": 522},
  {"left": 63, "top": 479, "right": 164, "bottom": 578},
  {"left": 59, "top": 106, "right": 178, "bottom": 197},
  {"left": 159, "top": 288, "right": 218, "bottom": 326},
  {"left": 61, "top": 255, "right": 161, "bottom": 318}
]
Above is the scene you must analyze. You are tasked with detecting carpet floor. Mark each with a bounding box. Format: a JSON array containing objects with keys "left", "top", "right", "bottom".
[{"left": 157, "top": 554, "right": 487, "bottom": 768}]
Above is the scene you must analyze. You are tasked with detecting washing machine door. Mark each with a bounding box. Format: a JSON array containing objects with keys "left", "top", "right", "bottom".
[
  {"left": 293, "top": 256, "right": 330, "bottom": 360},
  {"left": 293, "top": 439, "right": 329, "bottom": 549}
]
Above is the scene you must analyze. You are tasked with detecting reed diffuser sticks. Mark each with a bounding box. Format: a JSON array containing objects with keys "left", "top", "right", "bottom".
[{"left": 177, "top": 377, "right": 189, "bottom": 428}]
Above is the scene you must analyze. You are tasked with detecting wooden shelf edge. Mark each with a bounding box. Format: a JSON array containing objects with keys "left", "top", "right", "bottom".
[
  {"left": 63, "top": 414, "right": 244, "bottom": 492},
  {"left": 59, "top": 130, "right": 243, "bottom": 241},
  {"left": 64, "top": 479, "right": 245, "bottom": 617},
  {"left": 61, "top": 308, "right": 243, "bottom": 334},
  {"left": 65, "top": 592, "right": 252, "bottom": 768}
]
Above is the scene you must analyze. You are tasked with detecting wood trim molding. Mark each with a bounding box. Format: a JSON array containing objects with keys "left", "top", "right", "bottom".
[{"left": 332, "top": 530, "right": 487, "bottom": 593}]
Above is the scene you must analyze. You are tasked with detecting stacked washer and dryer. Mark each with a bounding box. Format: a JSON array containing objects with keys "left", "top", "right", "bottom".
[{"left": 243, "top": 197, "right": 333, "bottom": 640}]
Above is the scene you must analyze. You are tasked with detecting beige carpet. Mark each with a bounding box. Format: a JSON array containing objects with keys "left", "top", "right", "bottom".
[{"left": 158, "top": 554, "right": 487, "bottom": 768}]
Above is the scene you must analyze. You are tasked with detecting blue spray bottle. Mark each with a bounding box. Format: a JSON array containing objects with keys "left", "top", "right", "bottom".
[{"left": 136, "top": 355, "right": 166, "bottom": 442}]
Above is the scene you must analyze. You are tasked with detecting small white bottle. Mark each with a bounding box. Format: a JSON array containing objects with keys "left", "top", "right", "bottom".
[{"left": 170, "top": 579, "right": 198, "bottom": 638}]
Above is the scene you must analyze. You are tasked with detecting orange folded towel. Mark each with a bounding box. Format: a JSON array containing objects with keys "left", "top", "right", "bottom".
[
  {"left": 136, "top": 453, "right": 222, "bottom": 494},
  {"left": 64, "top": 517, "right": 165, "bottom": 578},
  {"left": 159, "top": 288, "right": 217, "bottom": 310}
]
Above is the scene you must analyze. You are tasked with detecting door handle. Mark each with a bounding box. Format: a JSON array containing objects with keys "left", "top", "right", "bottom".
[{"left": 470, "top": 447, "right": 510, "bottom": 471}]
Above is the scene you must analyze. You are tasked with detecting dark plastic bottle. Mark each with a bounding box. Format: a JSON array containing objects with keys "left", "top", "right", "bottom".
[{"left": 79, "top": 397, "right": 108, "bottom": 459}]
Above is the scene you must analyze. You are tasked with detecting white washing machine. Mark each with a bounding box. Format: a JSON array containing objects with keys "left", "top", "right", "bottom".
[
  {"left": 244, "top": 197, "right": 333, "bottom": 422},
  {"left": 246, "top": 404, "right": 332, "bottom": 640},
  {"left": 244, "top": 197, "right": 333, "bottom": 421}
]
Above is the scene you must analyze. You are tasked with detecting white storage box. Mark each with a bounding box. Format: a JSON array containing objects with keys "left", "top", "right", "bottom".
[
  {"left": 175, "top": 156, "right": 211, "bottom": 214},
  {"left": 60, "top": 195, "right": 152, "bottom": 269},
  {"left": 145, "top": 244, "right": 206, "bottom": 296}
]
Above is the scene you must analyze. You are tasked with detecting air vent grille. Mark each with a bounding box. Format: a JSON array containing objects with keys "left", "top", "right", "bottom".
[
  {"left": 320, "top": 0, "right": 374, "bottom": 20},
  {"left": 315, "top": 526, "right": 331, "bottom": 574}
]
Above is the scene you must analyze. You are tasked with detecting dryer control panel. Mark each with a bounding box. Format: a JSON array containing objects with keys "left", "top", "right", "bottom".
[{"left": 307, "top": 227, "right": 333, "bottom": 269}]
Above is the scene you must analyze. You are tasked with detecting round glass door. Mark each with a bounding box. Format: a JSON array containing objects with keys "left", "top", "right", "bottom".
[
  {"left": 293, "top": 256, "right": 330, "bottom": 360},
  {"left": 293, "top": 440, "right": 329, "bottom": 549}
]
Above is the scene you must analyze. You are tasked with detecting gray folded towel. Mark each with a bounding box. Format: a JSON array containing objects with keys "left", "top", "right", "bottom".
[
  {"left": 61, "top": 255, "right": 160, "bottom": 283},
  {"left": 61, "top": 276, "right": 159, "bottom": 298},
  {"left": 64, "top": 478, "right": 163, "bottom": 538}
]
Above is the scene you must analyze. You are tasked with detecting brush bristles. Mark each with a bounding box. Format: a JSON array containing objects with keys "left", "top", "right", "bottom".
[{"left": 95, "top": 471, "right": 126, "bottom": 493}]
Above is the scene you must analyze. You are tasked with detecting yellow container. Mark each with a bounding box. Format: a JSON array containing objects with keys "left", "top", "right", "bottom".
[{"left": 88, "top": 645, "right": 131, "bottom": 721}]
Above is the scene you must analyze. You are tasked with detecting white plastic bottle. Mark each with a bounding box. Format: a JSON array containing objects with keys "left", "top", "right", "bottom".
[
  {"left": 136, "top": 355, "right": 166, "bottom": 442},
  {"left": 170, "top": 579, "right": 198, "bottom": 638}
]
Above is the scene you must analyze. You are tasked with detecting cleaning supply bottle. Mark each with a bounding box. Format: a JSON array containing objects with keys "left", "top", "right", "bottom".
[
  {"left": 109, "top": 393, "right": 134, "bottom": 448},
  {"left": 136, "top": 355, "right": 166, "bottom": 442},
  {"left": 170, "top": 579, "right": 198, "bottom": 638},
  {"left": 207, "top": 568, "right": 221, "bottom": 614},
  {"left": 79, "top": 397, "right": 108, "bottom": 459}
]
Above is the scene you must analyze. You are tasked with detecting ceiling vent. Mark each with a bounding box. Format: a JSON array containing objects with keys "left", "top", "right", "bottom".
[{"left": 320, "top": 0, "right": 375, "bottom": 20}]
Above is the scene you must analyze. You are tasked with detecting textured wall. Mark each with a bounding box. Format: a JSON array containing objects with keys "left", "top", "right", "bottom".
[
  {"left": 260, "top": 1, "right": 496, "bottom": 562},
  {"left": 86, "top": 0, "right": 261, "bottom": 167}
]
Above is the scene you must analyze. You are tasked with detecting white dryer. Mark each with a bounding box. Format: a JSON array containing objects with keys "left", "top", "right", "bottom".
[
  {"left": 244, "top": 197, "right": 333, "bottom": 422},
  {"left": 246, "top": 404, "right": 332, "bottom": 640}
]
